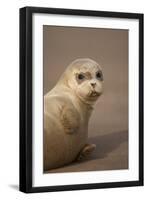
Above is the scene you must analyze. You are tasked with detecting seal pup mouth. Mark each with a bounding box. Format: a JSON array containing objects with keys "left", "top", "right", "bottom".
[{"left": 88, "top": 90, "right": 100, "bottom": 98}]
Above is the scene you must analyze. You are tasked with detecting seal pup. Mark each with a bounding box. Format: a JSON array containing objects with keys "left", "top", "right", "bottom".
[{"left": 44, "top": 58, "right": 103, "bottom": 171}]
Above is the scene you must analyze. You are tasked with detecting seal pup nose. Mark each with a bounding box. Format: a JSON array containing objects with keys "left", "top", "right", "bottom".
[{"left": 90, "top": 82, "right": 96, "bottom": 88}]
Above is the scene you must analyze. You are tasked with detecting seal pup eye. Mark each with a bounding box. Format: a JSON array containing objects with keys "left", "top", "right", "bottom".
[
  {"left": 78, "top": 73, "right": 85, "bottom": 80},
  {"left": 96, "top": 71, "right": 103, "bottom": 80}
]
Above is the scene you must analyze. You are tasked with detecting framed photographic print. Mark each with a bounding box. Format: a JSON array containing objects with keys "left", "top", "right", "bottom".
[{"left": 19, "top": 6, "right": 144, "bottom": 193}]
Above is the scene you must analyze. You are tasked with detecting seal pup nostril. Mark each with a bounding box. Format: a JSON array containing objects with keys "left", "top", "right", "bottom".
[{"left": 90, "top": 82, "right": 96, "bottom": 88}]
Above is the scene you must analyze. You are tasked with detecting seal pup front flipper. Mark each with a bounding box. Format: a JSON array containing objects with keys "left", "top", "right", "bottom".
[
  {"left": 60, "top": 105, "right": 80, "bottom": 134},
  {"left": 76, "top": 143, "right": 96, "bottom": 161}
]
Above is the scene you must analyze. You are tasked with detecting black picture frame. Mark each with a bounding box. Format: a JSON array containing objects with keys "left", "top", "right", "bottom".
[{"left": 19, "top": 6, "right": 144, "bottom": 193}]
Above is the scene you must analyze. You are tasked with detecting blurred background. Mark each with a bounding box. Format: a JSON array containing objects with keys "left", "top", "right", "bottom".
[{"left": 43, "top": 25, "right": 128, "bottom": 173}]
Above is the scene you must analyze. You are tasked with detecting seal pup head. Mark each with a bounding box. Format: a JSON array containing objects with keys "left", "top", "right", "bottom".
[{"left": 57, "top": 58, "right": 103, "bottom": 105}]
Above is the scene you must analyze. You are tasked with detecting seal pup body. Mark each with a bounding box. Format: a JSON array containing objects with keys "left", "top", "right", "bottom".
[{"left": 44, "top": 58, "right": 103, "bottom": 171}]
